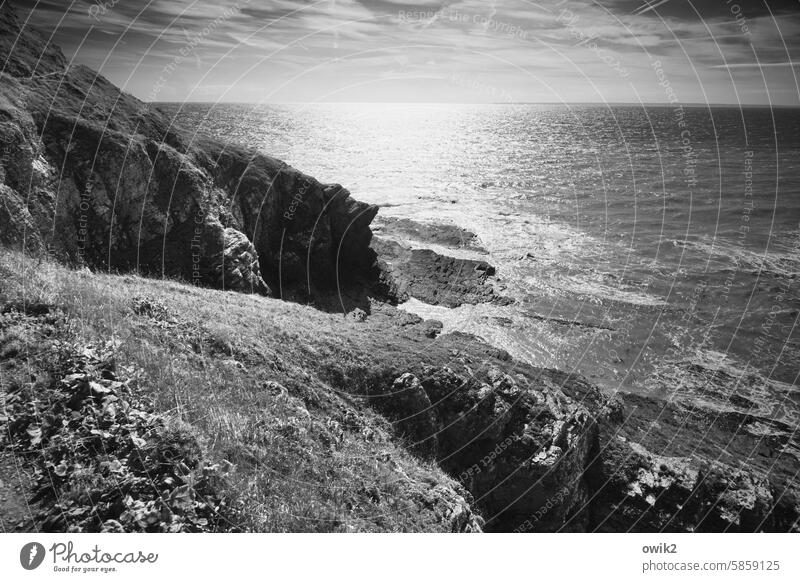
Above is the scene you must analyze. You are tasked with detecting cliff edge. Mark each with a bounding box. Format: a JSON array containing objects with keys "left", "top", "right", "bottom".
[
  {"left": 0, "top": 3, "right": 376, "bottom": 296},
  {"left": 1, "top": 3, "right": 797, "bottom": 533}
]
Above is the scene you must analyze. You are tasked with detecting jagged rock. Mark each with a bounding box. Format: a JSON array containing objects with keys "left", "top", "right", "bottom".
[
  {"left": 589, "top": 437, "right": 784, "bottom": 532},
  {"left": 216, "top": 228, "right": 270, "bottom": 294},
  {"left": 428, "top": 366, "right": 599, "bottom": 532},
  {"left": 200, "top": 141, "right": 379, "bottom": 290},
  {"left": 427, "top": 483, "right": 484, "bottom": 532},
  {"left": 385, "top": 373, "right": 439, "bottom": 458},
  {"left": 362, "top": 365, "right": 601, "bottom": 531},
  {"left": 371, "top": 237, "right": 512, "bottom": 307},
  {"left": 0, "top": 185, "right": 45, "bottom": 254},
  {"left": 580, "top": 369, "right": 800, "bottom": 532},
  {"left": 0, "top": 3, "right": 377, "bottom": 296}
]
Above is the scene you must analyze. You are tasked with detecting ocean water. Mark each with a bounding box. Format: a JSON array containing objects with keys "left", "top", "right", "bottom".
[{"left": 161, "top": 102, "right": 800, "bottom": 417}]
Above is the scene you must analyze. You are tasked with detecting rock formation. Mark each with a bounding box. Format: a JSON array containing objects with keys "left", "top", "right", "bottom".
[
  {"left": 371, "top": 237, "right": 512, "bottom": 307},
  {"left": 328, "top": 318, "right": 612, "bottom": 531},
  {"left": 588, "top": 390, "right": 800, "bottom": 532},
  {"left": 0, "top": 3, "right": 376, "bottom": 296},
  {"left": 372, "top": 216, "right": 487, "bottom": 252},
  {"left": 1, "top": 3, "right": 797, "bottom": 533}
]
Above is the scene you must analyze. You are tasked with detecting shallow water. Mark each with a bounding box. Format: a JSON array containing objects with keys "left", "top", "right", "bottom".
[{"left": 161, "top": 102, "right": 800, "bottom": 417}]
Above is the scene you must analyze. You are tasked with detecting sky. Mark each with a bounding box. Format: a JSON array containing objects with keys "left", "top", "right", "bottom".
[{"left": 7, "top": 0, "right": 800, "bottom": 105}]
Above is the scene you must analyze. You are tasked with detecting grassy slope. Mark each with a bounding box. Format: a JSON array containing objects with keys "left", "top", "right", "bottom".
[{"left": 0, "top": 248, "right": 482, "bottom": 532}]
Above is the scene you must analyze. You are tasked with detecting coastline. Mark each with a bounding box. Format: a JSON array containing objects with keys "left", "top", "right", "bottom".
[{"left": 1, "top": 3, "right": 798, "bottom": 532}]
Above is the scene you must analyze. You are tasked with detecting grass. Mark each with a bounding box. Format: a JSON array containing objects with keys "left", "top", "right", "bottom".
[{"left": 0, "top": 248, "right": 481, "bottom": 532}]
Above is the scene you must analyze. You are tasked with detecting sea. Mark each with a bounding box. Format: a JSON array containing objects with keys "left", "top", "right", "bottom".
[{"left": 160, "top": 102, "right": 800, "bottom": 422}]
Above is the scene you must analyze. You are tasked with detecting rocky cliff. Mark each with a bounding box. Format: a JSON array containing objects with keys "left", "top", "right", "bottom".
[
  {"left": 0, "top": 3, "right": 376, "bottom": 296},
  {"left": 1, "top": 3, "right": 797, "bottom": 533}
]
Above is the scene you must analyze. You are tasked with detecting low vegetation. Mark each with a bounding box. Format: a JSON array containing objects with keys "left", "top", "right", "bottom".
[{"left": 0, "top": 249, "right": 480, "bottom": 532}]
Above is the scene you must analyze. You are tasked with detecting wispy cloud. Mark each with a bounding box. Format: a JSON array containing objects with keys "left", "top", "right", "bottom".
[
  {"left": 711, "top": 61, "right": 800, "bottom": 69},
  {"left": 8, "top": 0, "right": 800, "bottom": 104},
  {"left": 632, "top": 0, "right": 672, "bottom": 17}
]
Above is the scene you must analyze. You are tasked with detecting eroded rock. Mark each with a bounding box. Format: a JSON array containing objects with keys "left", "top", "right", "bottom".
[
  {"left": 361, "top": 364, "right": 602, "bottom": 531},
  {"left": 373, "top": 216, "right": 487, "bottom": 252},
  {"left": 0, "top": 3, "right": 377, "bottom": 298},
  {"left": 216, "top": 228, "right": 270, "bottom": 294},
  {"left": 371, "top": 237, "right": 512, "bottom": 307},
  {"left": 590, "top": 437, "right": 787, "bottom": 532}
]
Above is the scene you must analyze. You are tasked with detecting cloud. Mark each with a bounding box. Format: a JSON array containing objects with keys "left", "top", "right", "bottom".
[
  {"left": 599, "top": 0, "right": 800, "bottom": 20},
  {"left": 711, "top": 61, "right": 800, "bottom": 69},
  {"left": 7, "top": 0, "right": 800, "bottom": 104}
]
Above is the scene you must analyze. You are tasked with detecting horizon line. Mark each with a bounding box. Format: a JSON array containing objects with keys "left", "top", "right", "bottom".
[{"left": 150, "top": 100, "right": 800, "bottom": 108}]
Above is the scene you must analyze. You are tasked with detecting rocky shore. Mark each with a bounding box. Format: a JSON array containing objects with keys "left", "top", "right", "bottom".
[{"left": 1, "top": 4, "right": 797, "bottom": 532}]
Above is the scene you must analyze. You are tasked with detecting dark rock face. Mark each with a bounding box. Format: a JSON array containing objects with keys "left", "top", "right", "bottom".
[
  {"left": 350, "top": 355, "right": 604, "bottom": 532},
  {"left": 218, "top": 228, "right": 270, "bottom": 294},
  {"left": 336, "top": 305, "right": 800, "bottom": 532},
  {"left": 589, "top": 437, "right": 780, "bottom": 532},
  {"left": 0, "top": 4, "right": 377, "bottom": 296},
  {"left": 198, "top": 140, "right": 379, "bottom": 290},
  {"left": 371, "top": 237, "right": 512, "bottom": 307},
  {"left": 585, "top": 387, "right": 800, "bottom": 533},
  {"left": 425, "top": 366, "right": 599, "bottom": 532},
  {"left": 558, "top": 369, "right": 799, "bottom": 532}
]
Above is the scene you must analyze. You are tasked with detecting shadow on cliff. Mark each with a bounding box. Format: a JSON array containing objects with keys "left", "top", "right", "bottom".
[{"left": 0, "top": 2, "right": 379, "bottom": 308}]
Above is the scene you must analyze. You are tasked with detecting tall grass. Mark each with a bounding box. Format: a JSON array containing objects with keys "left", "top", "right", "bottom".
[{"left": 0, "top": 248, "right": 479, "bottom": 532}]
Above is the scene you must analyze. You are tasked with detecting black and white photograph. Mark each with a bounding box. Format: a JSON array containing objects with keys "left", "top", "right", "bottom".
[{"left": 1, "top": 0, "right": 799, "bottom": 578}]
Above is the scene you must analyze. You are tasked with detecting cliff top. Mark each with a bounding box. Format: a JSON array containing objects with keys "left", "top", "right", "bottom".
[{"left": 0, "top": 2, "right": 67, "bottom": 78}]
